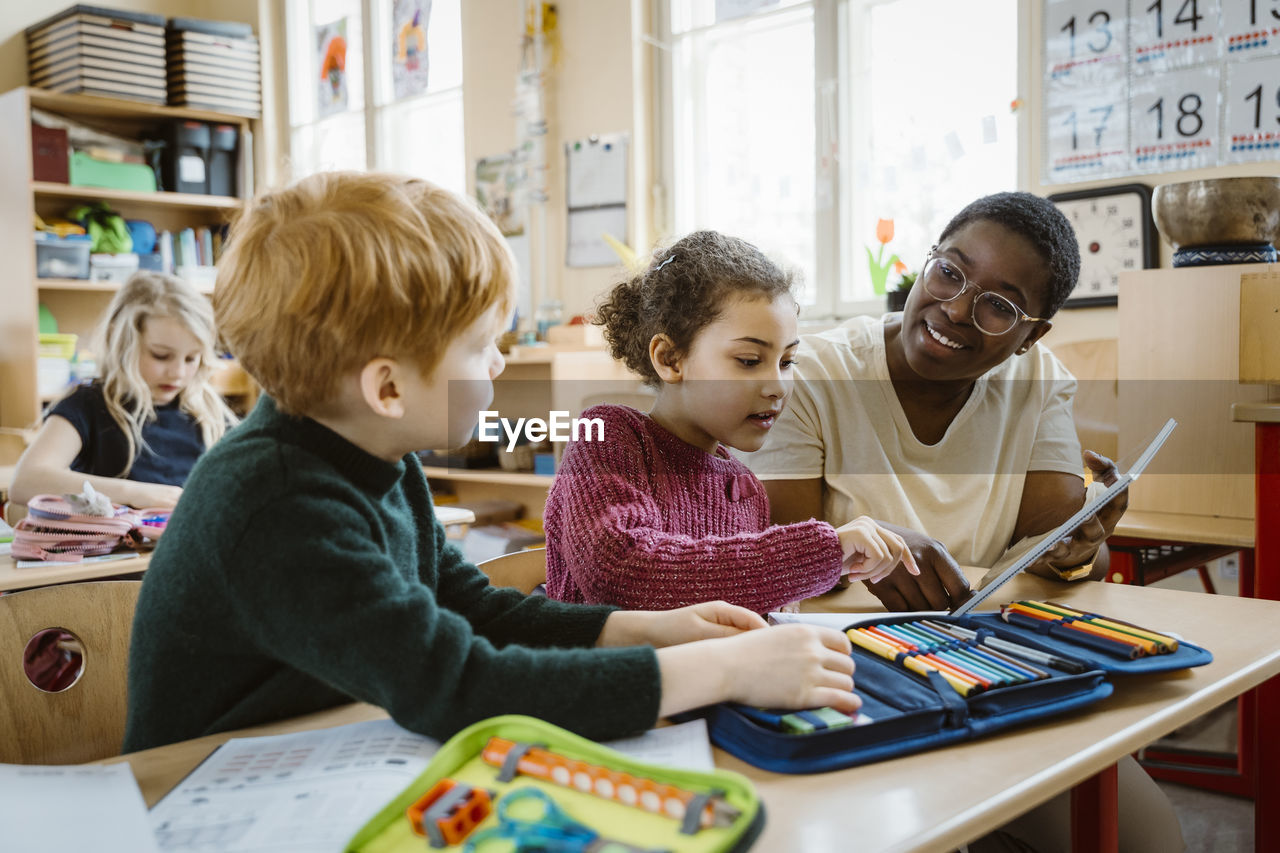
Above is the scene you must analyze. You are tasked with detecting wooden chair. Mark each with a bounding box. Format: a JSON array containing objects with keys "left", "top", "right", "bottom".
[
  {"left": 1048, "top": 338, "right": 1118, "bottom": 461},
  {"left": 476, "top": 547, "right": 547, "bottom": 595},
  {"left": 0, "top": 580, "right": 142, "bottom": 764},
  {"left": 3, "top": 501, "right": 27, "bottom": 526}
]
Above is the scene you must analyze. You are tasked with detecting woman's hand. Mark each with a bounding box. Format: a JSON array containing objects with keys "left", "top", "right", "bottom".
[
  {"left": 835, "top": 516, "right": 919, "bottom": 584},
  {"left": 598, "top": 601, "right": 767, "bottom": 649},
  {"left": 657, "top": 624, "right": 860, "bottom": 717},
  {"left": 862, "top": 521, "right": 971, "bottom": 611},
  {"left": 1031, "top": 450, "right": 1127, "bottom": 579}
]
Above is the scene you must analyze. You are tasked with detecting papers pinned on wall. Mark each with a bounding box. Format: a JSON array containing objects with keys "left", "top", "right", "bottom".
[{"left": 565, "top": 133, "right": 628, "bottom": 268}]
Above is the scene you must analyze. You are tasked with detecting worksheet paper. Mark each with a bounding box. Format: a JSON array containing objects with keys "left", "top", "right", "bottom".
[
  {"left": 0, "top": 763, "right": 160, "bottom": 853},
  {"left": 148, "top": 717, "right": 716, "bottom": 852},
  {"left": 768, "top": 611, "right": 949, "bottom": 629}
]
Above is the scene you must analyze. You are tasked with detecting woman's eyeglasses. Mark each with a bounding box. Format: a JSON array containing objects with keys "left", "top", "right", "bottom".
[{"left": 920, "top": 254, "right": 1047, "bottom": 336}]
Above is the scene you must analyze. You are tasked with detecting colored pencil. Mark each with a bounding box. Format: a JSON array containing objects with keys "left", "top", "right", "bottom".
[
  {"left": 1037, "top": 600, "right": 1179, "bottom": 651},
  {"left": 1002, "top": 604, "right": 1155, "bottom": 657},
  {"left": 922, "top": 619, "right": 1088, "bottom": 673},
  {"left": 1005, "top": 601, "right": 1163, "bottom": 655},
  {"left": 1002, "top": 610, "right": 1141, "bottom": 659},
  {"left": 873, "top": 624, "right": 993, "bottom": 688},
  {"left": 888, "top": 623, "right": 1022, "bottom": 686},
  {"left": 847, "top": 628, "right": 979, "bottom": 696}
]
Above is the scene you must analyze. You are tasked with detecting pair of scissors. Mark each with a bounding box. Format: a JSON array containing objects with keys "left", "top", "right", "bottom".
[{"left": 465, "top": 788, "right": 668, "bottom": 853}]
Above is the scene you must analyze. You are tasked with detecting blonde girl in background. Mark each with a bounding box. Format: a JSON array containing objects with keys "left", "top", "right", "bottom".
[{"left": 11, "top": 271, "right": 236, "bottom": 510}]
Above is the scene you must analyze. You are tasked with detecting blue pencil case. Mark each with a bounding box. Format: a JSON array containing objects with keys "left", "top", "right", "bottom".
[{"left": 691, "top": 609, "right": 1212, "bottom": 774}]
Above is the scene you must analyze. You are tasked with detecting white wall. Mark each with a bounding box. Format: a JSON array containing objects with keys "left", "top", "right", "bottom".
[{"left": 462, "top": 0, "right": 652, "bottom": 319}]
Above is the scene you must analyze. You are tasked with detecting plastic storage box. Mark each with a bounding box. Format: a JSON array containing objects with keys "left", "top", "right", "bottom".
[
  {"left": 34, "top": 234, "right": 91, "bottom": 279},
  {"left": 70, "top": 151, "right": 157, "bottom": 192},
  {"left": 90, "top": 253, "right": 141, "bottom": 283}
]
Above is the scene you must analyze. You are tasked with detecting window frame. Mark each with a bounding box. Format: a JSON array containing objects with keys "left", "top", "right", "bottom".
[
  {"left": 283, "top": 0, "right": 466, "bottom": 184},
  {"left": 656, "top": 0, "right": 1031, "bottom": 322}
]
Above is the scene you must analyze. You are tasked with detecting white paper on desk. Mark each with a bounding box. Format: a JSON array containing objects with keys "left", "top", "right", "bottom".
[
  {"left": 768, "top": 610, "right": 949, "bottom": 629},
  {"left": 148, "top": 718, "right": 719, "bottom": 852},
  {"left": 0, "top": 763, "right": 160, "bottom": 852},
  {"left": 148, "top": 719, "right": 439, "bottom": 852},
  {"left": 602, "top": 719, "right": 715, "bottom": 772}
]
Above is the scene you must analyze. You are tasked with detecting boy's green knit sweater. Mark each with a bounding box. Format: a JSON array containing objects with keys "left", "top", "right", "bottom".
[{"left": 124, "top": 397, "right": 661, "bottom": 752}]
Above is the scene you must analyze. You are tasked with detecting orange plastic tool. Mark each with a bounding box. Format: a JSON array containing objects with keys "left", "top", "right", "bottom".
[
  {"left": 406, "top": 778, "right": 493, "bottom": 847},
  {"left": 479, "top": 737, "right": 740, "bottom": 829}
]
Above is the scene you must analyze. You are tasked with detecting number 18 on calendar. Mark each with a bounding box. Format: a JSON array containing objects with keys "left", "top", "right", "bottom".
[{"left": 1130, "top": 66, "right": 1221, "bottom": 169}]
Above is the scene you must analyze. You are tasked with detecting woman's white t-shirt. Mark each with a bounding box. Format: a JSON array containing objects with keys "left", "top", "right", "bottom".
[{"left": 747, "top": 315, "right": 1083, "bottom": 569}]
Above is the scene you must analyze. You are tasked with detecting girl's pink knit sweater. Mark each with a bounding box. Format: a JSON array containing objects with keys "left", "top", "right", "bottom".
[{"left": 543, "top": 404, "right": 843, "bottom": 614}]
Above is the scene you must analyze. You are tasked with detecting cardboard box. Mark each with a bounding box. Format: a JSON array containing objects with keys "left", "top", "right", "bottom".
[{"left": 546, "top": 323, "right": 604, "bottom": 347}]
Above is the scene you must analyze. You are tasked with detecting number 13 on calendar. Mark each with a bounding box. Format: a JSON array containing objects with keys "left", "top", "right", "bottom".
[{"left": 1130, "top": 66, "right": 1221, "bottom": 169}]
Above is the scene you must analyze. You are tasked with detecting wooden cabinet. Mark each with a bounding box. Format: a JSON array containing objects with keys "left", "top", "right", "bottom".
[
  {"left": 1117, "top": 263, "right": 1278, "bottom": 521},
  {"left": 0, "top": 87, "right": 253, "bottom": 431},
  {"left": 424, "top": 346, "right": 651, "bottom": 520}
]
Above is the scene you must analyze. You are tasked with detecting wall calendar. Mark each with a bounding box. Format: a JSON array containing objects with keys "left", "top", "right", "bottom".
[{"left": 1044, "top": 0, "right": 1280, "bottom": 184}]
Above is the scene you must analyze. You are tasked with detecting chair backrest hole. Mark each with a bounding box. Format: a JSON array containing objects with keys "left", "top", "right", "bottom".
[{"left": 22, "top": 627, "right": 85, "bottom": 693}]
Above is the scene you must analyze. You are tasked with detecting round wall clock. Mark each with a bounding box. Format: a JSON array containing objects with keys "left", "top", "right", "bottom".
[{"left": 1048, "top": 183, "right": 1158, "bottom": 308}]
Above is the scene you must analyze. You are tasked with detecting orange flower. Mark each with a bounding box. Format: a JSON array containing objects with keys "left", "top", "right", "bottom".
[
  {"left": 893, "top": 259, "right": 908, "bottom": 274},
  {"left": 875, "top": 218, "right": 894, "bottom": 244}
]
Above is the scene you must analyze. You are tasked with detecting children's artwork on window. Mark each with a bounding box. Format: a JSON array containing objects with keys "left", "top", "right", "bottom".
[
  {"left": 392, "top": 0, "right": 432, "bottom": 100},
  {"left": 476, "top": 153, "right": 525, "bottom": 237},
  {"left": 316, "top": 17, "right": 349, "bottom": 118}
]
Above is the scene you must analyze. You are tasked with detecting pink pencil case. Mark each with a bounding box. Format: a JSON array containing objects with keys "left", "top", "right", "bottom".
[{"left": 11, "top": 494, "right": 168, "bottom": 563}]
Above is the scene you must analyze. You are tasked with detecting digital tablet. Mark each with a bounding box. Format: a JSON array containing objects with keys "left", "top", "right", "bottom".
[{"left": 951, "top": 418, "right": 1178, "bottom": 616}]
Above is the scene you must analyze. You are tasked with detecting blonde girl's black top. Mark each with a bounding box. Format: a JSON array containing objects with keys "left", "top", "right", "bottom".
[{"left": 46, "top": 381, "right": 206, "bottom": 485}]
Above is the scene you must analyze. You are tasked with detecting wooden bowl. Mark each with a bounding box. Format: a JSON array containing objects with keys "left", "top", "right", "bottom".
[{"left": 1152, "top": 177, "right": 1280, "bottom": 249}]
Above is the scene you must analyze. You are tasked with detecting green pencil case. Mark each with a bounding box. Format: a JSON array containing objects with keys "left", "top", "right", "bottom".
[{"left": 345, "top": 715, "right": 765, "bottom": 853}]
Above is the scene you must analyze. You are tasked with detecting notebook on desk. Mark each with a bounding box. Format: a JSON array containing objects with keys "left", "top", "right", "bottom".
[{"left": 952, "top": 417, "right": 1178, "bottom": 616}]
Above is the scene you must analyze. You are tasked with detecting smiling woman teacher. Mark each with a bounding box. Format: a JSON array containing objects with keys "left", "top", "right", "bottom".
[{"left": 750, "top": 192, "right": 1126, "bottom": 613}]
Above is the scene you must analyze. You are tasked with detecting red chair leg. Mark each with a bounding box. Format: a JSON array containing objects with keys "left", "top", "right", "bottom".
[{"left": 1196, "top": 564, "right": 1216, "bottom": 594}]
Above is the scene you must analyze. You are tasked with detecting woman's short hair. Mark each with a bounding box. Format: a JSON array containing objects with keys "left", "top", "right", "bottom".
[{"left": 938, "top": 191, "right": 1081, "bottom": 317}]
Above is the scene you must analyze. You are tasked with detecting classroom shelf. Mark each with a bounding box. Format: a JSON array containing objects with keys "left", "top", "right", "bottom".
[
  {"left": 36, "top": 277, "right": 215, "bottom": 294},
  {"left": 422, "top": 466, "right": 554, "bottom": 488},
  {"left": 27, "top": 88, "right": 253, "bottom": 125},
  {"left": 2, "top": 87, "right": 254, "bottom": 433},
  {"left": 33, "top": 182, "right": 243, "bottom": 212}
]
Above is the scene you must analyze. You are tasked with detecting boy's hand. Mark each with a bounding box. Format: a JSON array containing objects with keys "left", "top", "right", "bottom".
[
  {"left": 836, "top": 516, "right": 919, "bottom": 584},
  {"left": 657, "top": 624, "right": 860, "bottom": 717},
  {"left": 598, "top": 601, "right": 767, "bottom": 649}
]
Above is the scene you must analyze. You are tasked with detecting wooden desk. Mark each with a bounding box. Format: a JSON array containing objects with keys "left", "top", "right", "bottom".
[
  {"left": 1112, "top": 510, "right": 1254, "bottom": 550},
  {"left": 0, "top": 506, "right": 474, "bottom": 594},
  {"left": 109, "top": 572, "right": 1280, "bottom": 852},
  {"left": 0, "top": 550, "right": 150, "bottom": 593}
]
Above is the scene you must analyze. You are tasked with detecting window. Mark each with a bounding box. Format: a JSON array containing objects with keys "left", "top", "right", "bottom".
[
  {"left": 285, "top": 0, "right": 465, "bottom": 195},
  {"left": 662, "top": 0, "right": 1021, "bottom": 319},
  {"left": 668, "top": 2, "right": 817, "bottom": 305}
]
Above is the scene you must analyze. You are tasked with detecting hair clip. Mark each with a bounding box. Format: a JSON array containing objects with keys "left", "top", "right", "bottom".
[{"left": 655, "top": 254, "right": 677, "bottom": 271}]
